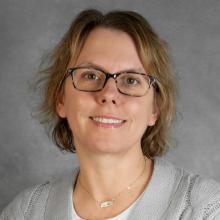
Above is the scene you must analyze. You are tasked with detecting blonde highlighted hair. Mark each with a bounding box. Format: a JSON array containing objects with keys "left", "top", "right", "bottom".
[{"left": 34, "top": 9, "right": 177, "bottom": 158}]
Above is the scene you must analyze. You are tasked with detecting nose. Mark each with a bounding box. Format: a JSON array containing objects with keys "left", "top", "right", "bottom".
[{"left": 96, "top": 78, "right": 120, "bottom": 105}]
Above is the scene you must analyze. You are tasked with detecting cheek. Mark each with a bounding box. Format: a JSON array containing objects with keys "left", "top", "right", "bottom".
[
  {"left": 64, "top": 92, "right": 95, "bottom": 129},
  {"left": 127, "top": 96, "right": 155, "bottom": 132},
  {"left": 65, "top": 95, "right": 86, "bottom": 119},
  {"left": 131, "top": 98, "right": 153, "bottom": 120},
  {"left": 63, "top": 81, "right": 90, "bottom": 116}
]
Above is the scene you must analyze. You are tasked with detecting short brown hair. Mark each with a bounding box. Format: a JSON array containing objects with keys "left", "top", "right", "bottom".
[{"left": 33, "top": 9, "right": 177, "bottom": 158}]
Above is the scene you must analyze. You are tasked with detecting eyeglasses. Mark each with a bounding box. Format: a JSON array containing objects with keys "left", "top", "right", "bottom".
[{"left": 66, "top": 66, "right": 158, "bottom": 97}]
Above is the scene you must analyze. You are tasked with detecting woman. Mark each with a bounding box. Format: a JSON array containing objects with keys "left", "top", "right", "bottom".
[{"left": 1, "top": 9, "right": 220, "bottom": 220}]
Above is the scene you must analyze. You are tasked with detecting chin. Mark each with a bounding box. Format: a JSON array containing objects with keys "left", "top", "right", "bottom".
[{"left": 86, "top": 141, "right": 128, "bottom": 155}]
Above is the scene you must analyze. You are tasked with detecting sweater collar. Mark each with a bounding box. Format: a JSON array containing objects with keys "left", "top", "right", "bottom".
[{"left": 44, "top": 158, "right": 177, "bottom": 220}]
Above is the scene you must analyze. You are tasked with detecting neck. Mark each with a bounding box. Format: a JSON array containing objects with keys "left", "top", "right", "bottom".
[{"left": 74, "top": 148, "right": 153, "bottom": 204}]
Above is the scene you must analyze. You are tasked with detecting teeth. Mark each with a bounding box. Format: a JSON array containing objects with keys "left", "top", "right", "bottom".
[{"left": 92, "top": 117, "right": 124, "bottom": 124}]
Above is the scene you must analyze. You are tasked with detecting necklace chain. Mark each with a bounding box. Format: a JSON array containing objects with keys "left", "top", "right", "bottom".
[{"left": 77, "top": 157, "right": 147, "bottom": 208}]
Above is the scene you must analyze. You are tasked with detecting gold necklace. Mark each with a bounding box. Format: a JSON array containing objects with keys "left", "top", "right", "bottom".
[{"left": 78, "top": 157, "right": 147, "bottom": 208}]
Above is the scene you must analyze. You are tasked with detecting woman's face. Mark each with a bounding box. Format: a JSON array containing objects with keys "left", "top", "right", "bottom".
[{"left": 57, "top": 27, "right": 158, "bottom": 155}]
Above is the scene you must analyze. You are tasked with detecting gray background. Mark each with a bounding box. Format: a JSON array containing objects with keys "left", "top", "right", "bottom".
[{"left": 0, "top": 0, "right": 219, "bottom": 211}]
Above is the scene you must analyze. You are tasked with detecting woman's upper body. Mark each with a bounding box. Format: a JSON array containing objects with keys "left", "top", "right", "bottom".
[
  {"left": 2, "top": 9, "right": 220, "bottom": 220},
  {"left": 48, "top": 9, "right": 168, "bottom": 219},
  {"left": 1, "top": 157, "right": 220, "bottom": 220}
]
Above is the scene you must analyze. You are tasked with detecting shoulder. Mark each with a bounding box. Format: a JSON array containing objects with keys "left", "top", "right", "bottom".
[
  {"left": 0, "top": 168, "right": 79, "bottom": 220},
  {"left": 0, "top": 181, "right": 51, "bottom": 220},
  {"left": 159, "top": 158, "right": 220, "bottom": 219},
  {"left": 0, "top": 181, "right": 51, "bottom": 219},
  {"left": 190, "top": 174, "right": 220, "bottom": 219}
]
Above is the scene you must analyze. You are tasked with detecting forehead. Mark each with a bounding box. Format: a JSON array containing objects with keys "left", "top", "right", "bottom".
[{"left": 73, "top": 27, "right": 147, "bottom": 73}]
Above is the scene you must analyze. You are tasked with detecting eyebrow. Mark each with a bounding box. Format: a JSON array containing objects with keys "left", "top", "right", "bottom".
[{"left": 76, "top": 62, "right": 147, "bottom": 74}]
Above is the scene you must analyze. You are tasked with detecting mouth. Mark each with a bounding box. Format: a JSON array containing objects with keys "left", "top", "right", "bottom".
[{"left": 89, "top": 116, "right": 127, "bottom": 127}]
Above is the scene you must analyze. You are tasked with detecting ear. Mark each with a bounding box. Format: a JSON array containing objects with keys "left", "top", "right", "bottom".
[
  {"left": 56, "top": 96, "right": 66, "bottom": 118},
  {"left": 148, "top": 105, "right": 160, "bottom": 126}
]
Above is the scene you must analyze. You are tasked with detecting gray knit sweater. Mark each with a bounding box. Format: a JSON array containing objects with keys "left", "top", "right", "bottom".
[{"left": 1, "top": 158, "right": 220, "bottom": 219}]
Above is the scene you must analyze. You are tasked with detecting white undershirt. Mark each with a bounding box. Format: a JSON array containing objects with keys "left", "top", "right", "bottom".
[{"left": 72, "top": 196, "right": 140, "bottom": 220}]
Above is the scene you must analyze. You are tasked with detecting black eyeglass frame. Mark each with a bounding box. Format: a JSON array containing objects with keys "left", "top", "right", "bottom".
[{"left": 65, "top": 66, "right": 158, "bottom": 97}]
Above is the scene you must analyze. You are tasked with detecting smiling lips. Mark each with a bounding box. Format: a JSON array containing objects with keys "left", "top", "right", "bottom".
[{"left": 90, "top": 116, "right": 126, "bottom": 128}]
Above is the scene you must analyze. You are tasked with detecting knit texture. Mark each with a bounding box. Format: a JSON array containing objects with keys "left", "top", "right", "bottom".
[{"left": 1, "top": 158, "right": 220, "bottom": 220}]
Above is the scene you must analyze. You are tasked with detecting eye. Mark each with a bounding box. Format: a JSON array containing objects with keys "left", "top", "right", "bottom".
[
  {"left": 122, "top": 74, "right": 142, "bottom": 85},
  {"left": 82, "top": 71, "right": 100, "bottom": 80},
  {"left": 118, "top": 73, "right": 145, "bottom": 88},
  {"left": 126, "top": 77, "right": 140, "bottom": 85}
]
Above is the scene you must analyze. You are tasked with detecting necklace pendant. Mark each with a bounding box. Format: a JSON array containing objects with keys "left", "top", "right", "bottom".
[{"left": 100, "top": 200, "right": 114, "bottom": 208}]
